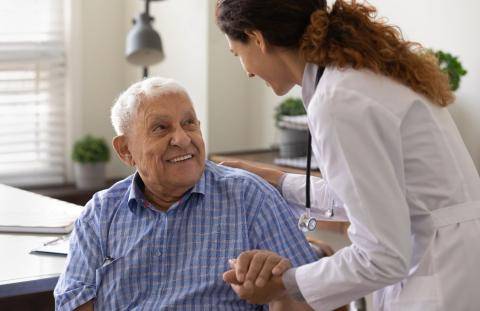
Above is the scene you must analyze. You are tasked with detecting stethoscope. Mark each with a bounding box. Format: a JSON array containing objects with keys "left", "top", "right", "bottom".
[{"left": 297, "top": 66, "right": 334, "bottom": 232}]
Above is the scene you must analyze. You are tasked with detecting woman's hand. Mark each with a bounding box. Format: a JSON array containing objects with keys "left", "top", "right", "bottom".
[
  {"left": 223, "top": 250, "right": 292, "bottom": 304},
  {"left": 219, "top": 161, "right": 285, "bottom": 188}
]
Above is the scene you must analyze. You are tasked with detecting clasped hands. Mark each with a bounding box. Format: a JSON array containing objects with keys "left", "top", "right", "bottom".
[{"left": 222, "top": 250, "right": 292, "bottom": 305}]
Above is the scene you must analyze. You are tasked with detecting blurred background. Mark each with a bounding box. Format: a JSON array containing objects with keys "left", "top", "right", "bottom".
[{"left": 0, "top": 0, "right": 478, "bottom": 188}]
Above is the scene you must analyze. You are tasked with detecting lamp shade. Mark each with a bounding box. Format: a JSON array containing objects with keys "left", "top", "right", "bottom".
[{"left": 126, "top": 13, "right": 165, "bottom": 66}]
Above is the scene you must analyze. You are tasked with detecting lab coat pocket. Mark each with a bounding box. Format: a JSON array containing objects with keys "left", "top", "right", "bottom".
[{"left": 389, "top": 275, "right": 441, "bottom": 311}]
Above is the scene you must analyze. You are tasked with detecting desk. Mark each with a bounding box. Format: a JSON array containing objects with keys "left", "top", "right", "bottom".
[
  {"left": 0, "top": 184, "right": 78, "bottom": 310},
  {"left": 0, "top": 233, "right": 65, "bottom": 310},
  {"left": 0, "top": 233, "right": 65, "bottom": 299}
]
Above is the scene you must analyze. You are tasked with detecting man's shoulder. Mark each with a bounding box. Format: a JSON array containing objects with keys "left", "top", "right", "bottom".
[
  {"left": 204, "top": 161, "right": 278, "bottom": 195},
  {"left": 79, "top": 174, "right": 134, "bottom": 222}
]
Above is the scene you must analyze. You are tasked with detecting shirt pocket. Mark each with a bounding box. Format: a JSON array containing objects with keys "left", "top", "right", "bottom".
[{"left": 95, "top": 254, "right": 152, "bottom": 309}]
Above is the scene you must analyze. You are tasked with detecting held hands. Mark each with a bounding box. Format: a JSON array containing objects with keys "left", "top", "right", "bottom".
[
  {"left": 223, "top": 250, "right": 292, "bottom": 305},
  {"left": 219, "top": 161, "right": 284, "bottom": 188}
]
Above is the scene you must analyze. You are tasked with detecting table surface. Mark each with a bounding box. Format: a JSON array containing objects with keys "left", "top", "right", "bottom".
[{"left": 0, "top": 233, "right": 66, "bottom": 298}]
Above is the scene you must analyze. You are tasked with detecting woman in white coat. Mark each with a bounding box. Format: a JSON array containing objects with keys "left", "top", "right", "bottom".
[{"left": 215, "top": 0, "right": 480, "bottom": 310}]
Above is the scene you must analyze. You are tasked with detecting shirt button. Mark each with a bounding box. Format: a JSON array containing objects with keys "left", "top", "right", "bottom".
[{"left": 157, "top": 250, "right": 162, "bottom": 256}]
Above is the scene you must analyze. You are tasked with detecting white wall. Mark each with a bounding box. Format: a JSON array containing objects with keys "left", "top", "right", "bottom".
[
  {"left": 70, "top": 0, "right": 132, "bottom": 180},
  {"left": 207, "top": 1, "right": 257, "bottom": 153},
  {"left": 207, "top": 1, "right": 303, "bottom": 153},
  {"left": 125, "top": 0, "right": 209, "bottom": 149}
]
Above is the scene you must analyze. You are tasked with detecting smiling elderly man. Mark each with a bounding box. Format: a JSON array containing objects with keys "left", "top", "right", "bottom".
[{"left": 54, "top": 77, "right": 317, "bottom": 310}]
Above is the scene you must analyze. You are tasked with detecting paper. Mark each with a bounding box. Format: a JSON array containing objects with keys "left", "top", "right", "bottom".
[{"left": 30, "top": 235, "right": 70, "bottom": 256}]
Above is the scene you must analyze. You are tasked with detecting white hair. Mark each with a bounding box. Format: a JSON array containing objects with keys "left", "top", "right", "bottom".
[{"left": 111, "top": 77, "right": 189, "bottom": 135}]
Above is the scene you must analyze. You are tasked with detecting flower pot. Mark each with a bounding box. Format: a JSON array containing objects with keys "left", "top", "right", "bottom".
[
  {"left": 278, "top": 127, "right": 308, "bottom": 158},
  {"left": 73, "top": 162, "right": 107, "bottom": 189}
]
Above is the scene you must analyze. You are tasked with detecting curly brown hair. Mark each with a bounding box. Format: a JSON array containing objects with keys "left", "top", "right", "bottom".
[
  {"left": 216, "top": 0, "right": 454, "bottom": 107},
  {"left": 301, "top": 1, "right": 453, "bottom": 106}
]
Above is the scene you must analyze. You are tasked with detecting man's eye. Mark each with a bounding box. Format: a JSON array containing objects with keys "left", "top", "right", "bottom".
[
  {"left": 184, "top": 119, "right": 198, "bottom": 126},
  {"left": 153, "top": 124, "right": 167, "bottom": 132}
]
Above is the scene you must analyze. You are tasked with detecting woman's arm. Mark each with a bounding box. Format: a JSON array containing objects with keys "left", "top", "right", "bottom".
[{"left": 219, "top": 161, "right": 349, "bottom": 221}]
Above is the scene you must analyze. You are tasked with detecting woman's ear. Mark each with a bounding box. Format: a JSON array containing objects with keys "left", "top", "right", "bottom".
[
  {"left": 112, "top": 135, "right": 135, "bottom": 167},
  {"left": 245, "top": 30, "right": 268, "bottom": 53}
]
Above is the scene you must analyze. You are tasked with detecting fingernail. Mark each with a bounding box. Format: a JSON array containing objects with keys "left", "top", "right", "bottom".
[
  {"left": 238, "top": 273, "right": 244, "bottom": 282},
  {"left": 244, "top": 280, "right": 253, "bottom": 290}
]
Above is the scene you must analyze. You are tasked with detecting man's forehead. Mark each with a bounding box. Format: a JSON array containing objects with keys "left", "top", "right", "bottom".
[{"left": 138, "top": 91, "right": 195, "bottom": 116}]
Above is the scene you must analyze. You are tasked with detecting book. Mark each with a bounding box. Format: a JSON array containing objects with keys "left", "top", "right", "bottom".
[{"left": 0, "top": 184, "right": 83, "bottom": 234}]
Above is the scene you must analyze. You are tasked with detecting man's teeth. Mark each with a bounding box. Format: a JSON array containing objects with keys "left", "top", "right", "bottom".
[{"left": 169, "top": 154, "right": 193, "bottom": 163}]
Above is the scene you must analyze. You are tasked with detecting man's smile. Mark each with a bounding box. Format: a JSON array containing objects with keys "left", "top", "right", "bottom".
[{"left": 167, "top": 153, "right": 194, "bottom": 164}]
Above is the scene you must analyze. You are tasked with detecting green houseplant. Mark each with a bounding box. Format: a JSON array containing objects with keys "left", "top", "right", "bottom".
[
  {"left": 275, "top": 97, "right": 308, "bottom": 158},
  {"left": 72, "top": 135, "right": 110, "bottom": 189},
  {"left": 434, "top": 50, "right": 467, "bottom": 91},
  {"left": 275, "top": 97, "right": 306, "bottom": 126}
]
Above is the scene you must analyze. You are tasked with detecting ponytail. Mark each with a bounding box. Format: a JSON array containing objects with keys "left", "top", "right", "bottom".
[{"left": 300, "top": 0, "right": 454, "bottom": 106}]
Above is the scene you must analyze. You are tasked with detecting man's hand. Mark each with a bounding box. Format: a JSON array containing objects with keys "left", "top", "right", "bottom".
[
  {"left": 223, "top": 250, "right": 292, "bottom": 304},
  {"left": 228, "top": 250, "right": 291, "bottom": 288}
]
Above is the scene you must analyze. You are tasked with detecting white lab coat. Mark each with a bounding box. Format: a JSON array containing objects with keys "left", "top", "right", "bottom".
[{"left": 282, "top": 63, "right": 480, "bottom": 310}]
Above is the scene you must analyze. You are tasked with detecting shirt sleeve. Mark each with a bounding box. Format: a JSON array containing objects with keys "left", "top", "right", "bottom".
[
  {"left": 54, "top": 197, "right": 103, "bottom": 310},
  {"left": 294, "top": 87, "right": 412, "bottom": 310},
  {"left": 281, "top": 173, "right": 349, "bottom": 221},
  {"left": 246, "top": 182, "right": 319, "bottom": 268}
]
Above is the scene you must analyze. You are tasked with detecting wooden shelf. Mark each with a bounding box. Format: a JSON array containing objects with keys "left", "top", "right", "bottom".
[{"left": 209, "top": 149, "right": 322, "bottom": 177}]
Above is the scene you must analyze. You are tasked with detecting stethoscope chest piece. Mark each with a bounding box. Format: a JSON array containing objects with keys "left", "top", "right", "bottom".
[
  {"left": 299, "top": 66, "right": 325, "bottom": 234},
  {"left": 298, "top": 213, "right": 317, "bottom": 233}
]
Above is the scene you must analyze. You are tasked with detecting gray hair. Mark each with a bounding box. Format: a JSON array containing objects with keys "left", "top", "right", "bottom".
[{"left": 111, "top": 77, "right": 189, "bottom": 135}]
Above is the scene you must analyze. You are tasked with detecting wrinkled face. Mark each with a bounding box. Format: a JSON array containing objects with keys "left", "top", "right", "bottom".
[
  {"left": 226, "top": 34, "right": 296, "bottom": 96},
  {"left": 127, "top": 91, "right": 206, "bottom": 192}
]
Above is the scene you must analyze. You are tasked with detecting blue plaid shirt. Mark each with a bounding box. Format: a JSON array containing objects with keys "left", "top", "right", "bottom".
[{"left": 54, "top": 161, "right": 318, "bottom": 310}]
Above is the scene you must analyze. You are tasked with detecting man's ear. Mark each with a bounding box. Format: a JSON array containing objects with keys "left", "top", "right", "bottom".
[
  {"left": 245, "top": 30, "right": 268, "bottom": 54},
  {"left": 112, "top": 135, "right": 135, "bottom": 167}
]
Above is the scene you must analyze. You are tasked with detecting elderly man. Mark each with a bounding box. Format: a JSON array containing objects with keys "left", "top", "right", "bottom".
[{"left": 54, "top": 77, "right": 318, "bottom": 310}]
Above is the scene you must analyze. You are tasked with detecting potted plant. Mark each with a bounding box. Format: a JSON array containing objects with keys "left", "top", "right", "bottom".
[
  {"left": 275, "top": 97, "right": 308, "bottom": 158},
  {"left": 72, "top": 135, "right": 110, "bottom": 189},
  {"left": 434, "top": 50, "right": 467, "bottom": 91}
]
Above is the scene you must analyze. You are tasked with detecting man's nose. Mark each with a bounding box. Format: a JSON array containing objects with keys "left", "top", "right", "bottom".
[{"left": 169, "top": 127, "right": 191, "bottom": 148}]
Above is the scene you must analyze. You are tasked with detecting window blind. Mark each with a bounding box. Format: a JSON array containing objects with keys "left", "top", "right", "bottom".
[{"left": 0, "top": 0, "right": 66, "bottom": 186}]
